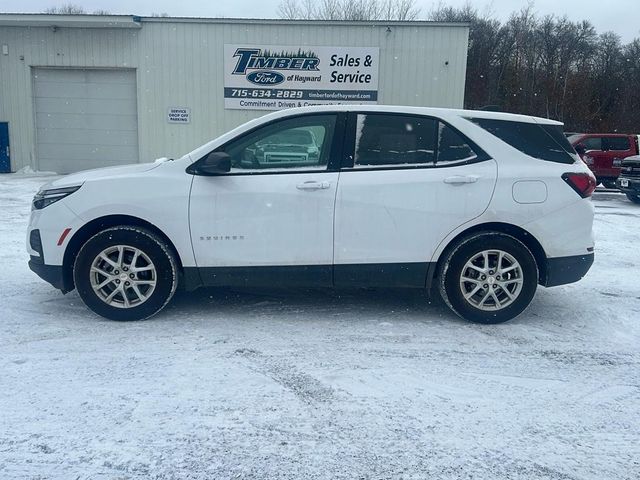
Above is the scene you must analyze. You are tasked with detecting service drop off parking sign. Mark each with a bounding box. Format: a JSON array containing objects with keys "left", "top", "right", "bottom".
[{"left": 224, "top": 44, "right": 379, "bottom": 110}]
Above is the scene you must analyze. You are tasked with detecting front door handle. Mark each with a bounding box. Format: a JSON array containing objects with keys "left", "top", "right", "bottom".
[
  {"left": 443, "top": 175, "right": 479, "bottom": 185},
  {"left": 296, "top": 181, "right": 330, "bottom": 191}
]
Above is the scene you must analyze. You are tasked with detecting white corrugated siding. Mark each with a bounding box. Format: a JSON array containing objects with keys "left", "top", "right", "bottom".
[{"left": 0, "top": 19, "right": 468, "bottom": 172}]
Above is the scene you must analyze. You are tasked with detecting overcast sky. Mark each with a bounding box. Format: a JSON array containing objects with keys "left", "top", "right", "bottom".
[{"left": 2, "top": 0, "right": 638, "bottom": 42}]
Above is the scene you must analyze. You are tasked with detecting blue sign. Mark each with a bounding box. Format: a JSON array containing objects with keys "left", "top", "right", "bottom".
[{"left": 247, "top": 70, "right": 285, "bottom": 86}]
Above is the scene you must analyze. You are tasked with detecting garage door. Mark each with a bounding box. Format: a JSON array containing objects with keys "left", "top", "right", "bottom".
[{"left": 34, "top": 68, "right": 138, "bottom": 174}]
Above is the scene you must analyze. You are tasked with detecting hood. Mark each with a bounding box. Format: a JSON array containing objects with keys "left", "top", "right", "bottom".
[
  {"left": 622, "top": 155, "right": 640, "bottom": 166},
  {"left": 44, "top": 162, "right": 162, "bottom": 189}
]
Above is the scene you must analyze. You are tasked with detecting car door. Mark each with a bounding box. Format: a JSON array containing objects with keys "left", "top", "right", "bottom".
[
  {"left": 603, "top": 136, "right": 633, "bottom": 175},
  {"left": 0, "top": 123, "right": 10, "bottom": 173},
  {"left": 577, "top": 135, "right": 604, "bottom": 175},
  {"left": 581, "top": 136, "right": 602, "bottom": 153},
  {"left": 189, "top": 113, "right": 344, "bottom": 287},
  {"left": 333, "top": 112, "right": 497, "bottom": 287}
]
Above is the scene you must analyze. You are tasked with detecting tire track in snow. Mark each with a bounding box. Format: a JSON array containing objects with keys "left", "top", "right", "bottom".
[{"left": 234, "top": 348, "right": 339, "bottom": 404}]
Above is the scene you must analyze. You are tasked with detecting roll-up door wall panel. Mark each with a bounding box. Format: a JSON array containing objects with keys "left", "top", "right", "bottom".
[{"left": 33, "top": 68, "right": 138, "bottom": 173}]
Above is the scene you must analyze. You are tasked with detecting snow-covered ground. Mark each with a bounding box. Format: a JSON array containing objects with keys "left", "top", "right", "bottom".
[{"left": 1, "top": 174, "right": 638, "bottom": 479}]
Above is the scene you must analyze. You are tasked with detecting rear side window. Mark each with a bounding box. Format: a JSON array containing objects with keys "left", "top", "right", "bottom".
[
  {"left": 353, "top": 114, "right": 437, "bottom": 167},
  {"left": 352, "top": 114, "right": 487, "bottom": 169},
  {"left": 469, "top": 118, "right": 575, "bottom": 164},
  {"left": 581, "top": 137, "right": 602, "bottom": 151},
  {"left": 603, "top": 137, "right": 630, "bottom": 151}
]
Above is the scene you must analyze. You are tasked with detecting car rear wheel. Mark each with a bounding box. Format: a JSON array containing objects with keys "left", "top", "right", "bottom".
[
  {"left": 438, "top": 232, "right": 538, "bottom": 324},
  {"left": 74, "top": 226, "right": 178, "bottom": 321},
  {"left": 602, "top": 179, "right": 617, "bottom": 189},
  {"left": 626, "top": 193, "right": 640, "bottom": 204}
]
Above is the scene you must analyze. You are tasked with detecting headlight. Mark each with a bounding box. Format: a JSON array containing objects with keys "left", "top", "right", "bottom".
[{"left": 32, "top": 185, "right": 82, "bottom": 210}]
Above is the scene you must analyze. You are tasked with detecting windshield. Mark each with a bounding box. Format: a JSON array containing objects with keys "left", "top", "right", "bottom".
[
  {"left": 567, "top": 134, "right": 584, "bottom": 144},
  {"left": 263, "top": 130, "right": 313, "bottom": 145}
]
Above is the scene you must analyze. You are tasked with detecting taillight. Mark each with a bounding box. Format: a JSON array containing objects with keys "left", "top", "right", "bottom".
[{"left": 562, "top": 172, "right": 597, "bottom": 198}]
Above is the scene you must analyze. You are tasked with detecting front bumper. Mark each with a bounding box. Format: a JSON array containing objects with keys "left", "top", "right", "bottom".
[
  {"left": 616, "top": 176, "right": 640, "bottom": 195},
  {"left": 542, "top": 253, "right": 594, "bottom": 287},
  {"left": 28, "top": 259, "right": 68, "bottom": 292}
]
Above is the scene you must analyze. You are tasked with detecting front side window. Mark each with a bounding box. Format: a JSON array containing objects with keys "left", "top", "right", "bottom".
[
  {"left": 351, "top": 114, "right": 484, "bottom": 169},
  {"left": 582, "top": 137, "right": 602, "bottom": 151},
  {"left": 221, "top": 115, "right": 336, "bottom": 172}
]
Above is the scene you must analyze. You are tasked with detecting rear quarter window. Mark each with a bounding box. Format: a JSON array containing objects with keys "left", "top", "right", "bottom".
[
  {"left": 469, "top": 118, "right": 576, "bottom": 164},
  {"left": 603, "top": 137, "right": 631, "bottom": 151},
  {"left": 437, "top": 123, "right": 480, "bottom": 165}
]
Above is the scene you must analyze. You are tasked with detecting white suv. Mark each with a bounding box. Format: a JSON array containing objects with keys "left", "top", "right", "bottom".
[{"left": 27, "top": 106, "right": 596, "bottom": 323}]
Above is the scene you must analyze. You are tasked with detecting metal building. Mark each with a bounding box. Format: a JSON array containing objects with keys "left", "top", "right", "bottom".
[{"left": 0, "top": 14, "right": 469, "bottom": 173}]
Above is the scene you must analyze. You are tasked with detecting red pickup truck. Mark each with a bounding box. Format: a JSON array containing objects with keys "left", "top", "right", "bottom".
[{"left": 569, "top": 134, "right": 640, "bottom": 188}]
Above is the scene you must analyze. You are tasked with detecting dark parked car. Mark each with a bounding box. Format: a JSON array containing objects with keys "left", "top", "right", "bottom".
[{"left": 616, "top": 155, "right": 640, "bottom": 203}]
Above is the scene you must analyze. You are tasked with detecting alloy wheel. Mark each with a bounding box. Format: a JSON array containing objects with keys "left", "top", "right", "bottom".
[
  {"left": 458, "top": 249, "right": 524, "bottom": 311},
  {"left": 89, "top": 245, "right": 157, "bottom": 308}
]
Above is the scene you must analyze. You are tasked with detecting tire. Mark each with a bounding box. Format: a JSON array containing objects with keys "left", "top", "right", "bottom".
[
  {"left": 625, "top": 193, "right": 640, "bottom": 204},
  {"left": 438, "top": 232, "right": 538, "bottom": 324},
  {"left": 73, "top": 226, "right": 178, "bottom": 321},
  {"left": 602, "top": 179, "right": 617, "bottom": 189}
]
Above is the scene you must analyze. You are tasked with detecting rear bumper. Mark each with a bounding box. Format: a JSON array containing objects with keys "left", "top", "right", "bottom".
[
  {"left": 28, "top": 259, "right": 68, "bottom": 292},
  {"left": 616, "top": 176, "right": 640, "bottom": 194},
  {"left": 542, "top": 253, "right": 594, "bottom": 287}
]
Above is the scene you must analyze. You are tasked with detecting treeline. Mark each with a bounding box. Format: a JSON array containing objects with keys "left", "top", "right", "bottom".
[{"left": 430, "top": 5, "right": 640, "bottom": 133}]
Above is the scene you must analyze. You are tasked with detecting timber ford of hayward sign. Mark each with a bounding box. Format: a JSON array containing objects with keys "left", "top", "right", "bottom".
[{"left": 224, "top": 44, "right": 379, "bottom": 110}]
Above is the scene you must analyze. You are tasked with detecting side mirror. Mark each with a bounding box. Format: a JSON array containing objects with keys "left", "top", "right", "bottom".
[
  {"left": 186, "top": 152, "right": 231, "bottom": 176},
  {"left": 574, "top": 144, "right": 586, "bottom": 156}
]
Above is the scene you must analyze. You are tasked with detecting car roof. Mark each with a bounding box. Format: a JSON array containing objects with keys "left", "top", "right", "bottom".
[
  {"left": 257, "top": 104, "right": 564, "bottom": 126},
  {"left": 574, "top": 133, "right": 632, "bottom": 137}
]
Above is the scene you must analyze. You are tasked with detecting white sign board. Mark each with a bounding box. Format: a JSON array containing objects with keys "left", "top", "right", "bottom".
[
  {"left": 224, "top": 45, "right": 379, "bottom": 110},
  {"left": 167, "top": 107, "right": 191, "bottom": 123}
]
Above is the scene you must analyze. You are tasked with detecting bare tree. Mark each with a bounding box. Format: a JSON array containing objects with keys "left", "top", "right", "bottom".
[
  {"left": 428, "top": 2, "right": 640, "bottom": 132},
  {"left": 45, "top": 4, "right": 86, "bottom": 14},
  {"left": 278, "top": 0, "right": 299, "bottom": 19},
  {"left": 381, "top": 0, "right": 419, "bottom": 21},
  {"left": 44, "top": 4, "right": 112, "bottom": 14},
  {"left": 278, "top": 0, "right": 419, "bottom": 21}
]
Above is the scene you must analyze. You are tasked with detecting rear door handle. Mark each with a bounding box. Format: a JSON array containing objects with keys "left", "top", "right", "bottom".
[
  {"left": 296, "top": 181, "right": 330, "bottom": 191},
  {"left": 443, "top": 175, "right": 479, "bottom": 185}
]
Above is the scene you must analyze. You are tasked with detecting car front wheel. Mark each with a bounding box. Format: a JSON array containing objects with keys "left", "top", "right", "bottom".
[
  {"left": 438, "top": 232, "right": 538, "bottom": 324},
  {"left": 626, "top": 193, "right": 640, "bottom": 204},
  {"left": 74, "top": 226, "right": 178, "bottom": 321}
]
